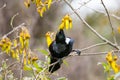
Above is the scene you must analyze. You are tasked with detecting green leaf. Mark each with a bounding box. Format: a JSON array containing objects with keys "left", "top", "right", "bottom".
[
  {"left": 23, "top": 65, "right": 32, "bottom": 71},
  {"left": 42, "top": 75, "right": 51, "bottom": 80},
  {"left": 107, "top": 76, "right": 115, "bottom": 80},
  {"left": 57, "top": 77, "right": 67, "bottom": 80},
  {"left": 98, "top": 62, "right": 110, "bottom": 73},
  {"left": 63, "top": 60, "right": 69, "bottom": 67},
  {"left": 37, "top": 49, "right": 49, "bottom": 56},
  {"left": 0, "top": 74, "right": 3, "bottom": 80},
  {"left": 33, "top": 62, "right": 40, "bottom": 68},
  {"left": 36, "top": 67, "right": 43, "bottom": 73},
  {"left": 2, "top": 61, "right": 7, "bottom": 69},
  {"left": 33, "top": 62, "right": 43, "bottom": 72}
]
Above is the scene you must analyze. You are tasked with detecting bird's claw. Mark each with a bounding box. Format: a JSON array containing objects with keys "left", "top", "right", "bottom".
[{"left": 72, "top": 49, "right": 81, "bottom": 56}]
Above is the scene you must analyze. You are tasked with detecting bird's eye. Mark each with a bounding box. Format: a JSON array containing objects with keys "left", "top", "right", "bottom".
[
  {"left": 48, "top": 32, "right": 50, "bottom": 34},
  {"left": 46, "top": 32, "right": 51, "bottom": 36},
  {"left": 46, "top": 32, "right": 49, "bottom": 35}
]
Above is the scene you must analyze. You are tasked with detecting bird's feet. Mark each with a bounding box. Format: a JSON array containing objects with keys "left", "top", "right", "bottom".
[{"left": 72, "top": 49, "right": 81, "bottom": 55}]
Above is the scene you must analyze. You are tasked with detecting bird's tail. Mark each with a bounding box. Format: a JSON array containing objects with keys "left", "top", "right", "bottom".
[{"left": 49, "top": 57, "right": 62, "bottom": 73}]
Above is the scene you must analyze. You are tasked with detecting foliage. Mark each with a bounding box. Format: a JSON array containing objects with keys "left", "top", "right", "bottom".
[
  {"left": 24, "top": 0, "right": 52, "bottom": 17},
  {"left": 99, "top": 51, "right": 120, "bottom": 80}
]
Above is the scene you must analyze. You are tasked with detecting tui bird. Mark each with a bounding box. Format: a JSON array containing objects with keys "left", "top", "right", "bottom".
[{"left": 47, "top": 29, "right": 81, "bottom": 73}]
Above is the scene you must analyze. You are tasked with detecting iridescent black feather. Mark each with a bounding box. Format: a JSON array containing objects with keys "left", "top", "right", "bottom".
[{"left": 48, "top": 29, "right": 80, "bottom": 73}]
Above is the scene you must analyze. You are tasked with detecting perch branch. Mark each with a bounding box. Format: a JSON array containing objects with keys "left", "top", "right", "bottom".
[
  {"left": 64, "top": 0, "right": 120, "bottom": 50},
  {"left": 70, "top": 50, "right": 120, "bottom": 56}
]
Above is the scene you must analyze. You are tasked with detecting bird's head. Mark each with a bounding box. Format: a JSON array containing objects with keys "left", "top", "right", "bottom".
[{"left": 55, "top": 29, "right": 65, "bottom": 43}]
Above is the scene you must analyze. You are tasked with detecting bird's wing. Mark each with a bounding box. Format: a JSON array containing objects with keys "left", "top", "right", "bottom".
[{"left": 52, "top": 42, "right": 67, "bottom": 54}]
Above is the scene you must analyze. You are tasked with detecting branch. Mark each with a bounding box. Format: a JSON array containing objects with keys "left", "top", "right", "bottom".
[
  {"left": 64, "top": 0, "right": 120, "bottom": 50},
  {"left": 69, "top": 50, "right": 120, "bottom": 56},
  {"left": 80, "top": 42, "right": 108, "bottom": 51},
  {"left": 0, "top": 3, "right": 6, "bottom": 10},
  {"left": 20, "top": 52, "right": 24, "bottom": 80},
  {"left": 79, "top": 4, "right": 120, "bottom": 20},
  {"left": 101, "top": 0, "right": 117, "bottom": 45},
  {"left": 0, "top": 23, "right": 25, "bottom": 55},
  {"left": 73, "top": 2, "right": 120, "bottom": 20},
  {"left": 69, "top": 0, "right": 92, "bottom": 15},
  {"left": 78, "top": 0, "right": 92, "bottom": 9},
  {"left": 111, "top": 14, "right": 120, "bottom": 20},
  {"left": 10, "top": 13, "right": 19, "bottom": 29},
  {"left": 0, "top": 23, "right": 25, "bottom": 39}
]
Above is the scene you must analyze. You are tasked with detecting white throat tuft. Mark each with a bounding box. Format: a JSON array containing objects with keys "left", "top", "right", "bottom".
[{"left": 65, "top": 38, "right": 70, "bottom": 44}]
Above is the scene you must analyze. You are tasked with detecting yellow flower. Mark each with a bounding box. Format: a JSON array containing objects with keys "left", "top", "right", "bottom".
[
  {"left": 31, "top": 56, "right": 38, "bottom": 62},
  {"left": 37, "top": 6, "right": 46, "bottom": 17},
  {"left": 118, "top": 26, "right": 120, "bottom": 33},
  {"left": 0, "top": 37, "right": 12, "bottom": 53},
  {"left": 19, "top": 27, "right": 30, "bottom": 48},
  {"left": 106, "top": 51, "right": 113, "bottom": 63},
  {"left": 59, "top": 19, "right": 65, "bottom": 30},
  {"left": 24, "top": 58, "right": 27, "bottom": 65},
  {"left": 106, "top": 51, "right": 119, "bottom": 73},
  {"left": 69, "top": 17, "right": 72, "bottom": 29},
  {"left": 36, "top": 0, "right": 43, "bottom": 7},
  {"left": 13, "top": 40, "right": 17, "bottom": 47},
  {"left": 111, "top": 61, "right": 119, "bottom": 73},
  {"left": 59, "top": 14, "right": 72, "bottom": 30},
  {"left": 47, "top": 0, "right": 52, "bottom": 9},
  {"left": 113, "top": 55, "right": 117, "bottom": 61},
  {"left": 117, "top": 65, "right": 120, "bottom": 71},
  {"left": 64, "top": 15, "right": 70, "bottom": 30},
  {"left": 10, "top": 49, "right": 20, "bottom": 60},
  {"left": 45, "top": 32, "right": 53, "bottom": 47},
  {"left": 24, "top": 0, "right": 30, "bottom": 8},
  {"left": 11, "top": 50, "right": 15, "bottom": 58}
]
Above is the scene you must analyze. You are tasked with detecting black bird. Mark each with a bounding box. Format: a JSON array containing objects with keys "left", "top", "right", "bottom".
[{"left": 48, "top": 29, "right": 80, "bottom": 73}]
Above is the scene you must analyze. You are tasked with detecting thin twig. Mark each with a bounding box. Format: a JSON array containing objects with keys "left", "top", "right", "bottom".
[
  {"left": 69, "top": 0, "right": 92, "bottom": 15},
  {"left": 101, "top": 0, "right": 117, "bottom": 45},
  {"left": 64, "top": 0, "right": 120, "bottom": 50},
  {"left": 70, "top": 50, "right": 120, "bottom": 56},
  {"left": 20, "top": 54, "right": 24, "bottom": 80},
  {"left": 7, "top": 61, "right": 19, "bottom": 69},
  {"left": 31, "top": 66, "right": 37, "bottom": 80},
  {"left": 35, "top": 67, "right": 47, "bottom": 80},
  {"left": 111, "top": 14, "right": 120, "bottom": 20},
  {"left": 71, "top": 2, "right": 120, "bottom": 20},
  {"left": 0, "top": 23, "right": 25, "bottom": 39},
  {"left": 0, "top": 3, "right": 6, "bottom": 9},
  {"left": 80, "top": 42, "right": 108, "bottom": 51},
  {"left": 35, "top": 59, "right": 61, "bottom": 79},
  {"left": 10, "top": 13, "right": 19, "bottom": 29},
  {"left": 78, "top": 0, "right": 92, "bottom": 10},
  {"left": 70, "top": 51, "right": 108, "bottom": 56},
  {"left": 82, "top": 5, "right": 120, "bottom": 20},
  {"left": 2, "top": 61, "right": 18, "bottom": 80}
]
